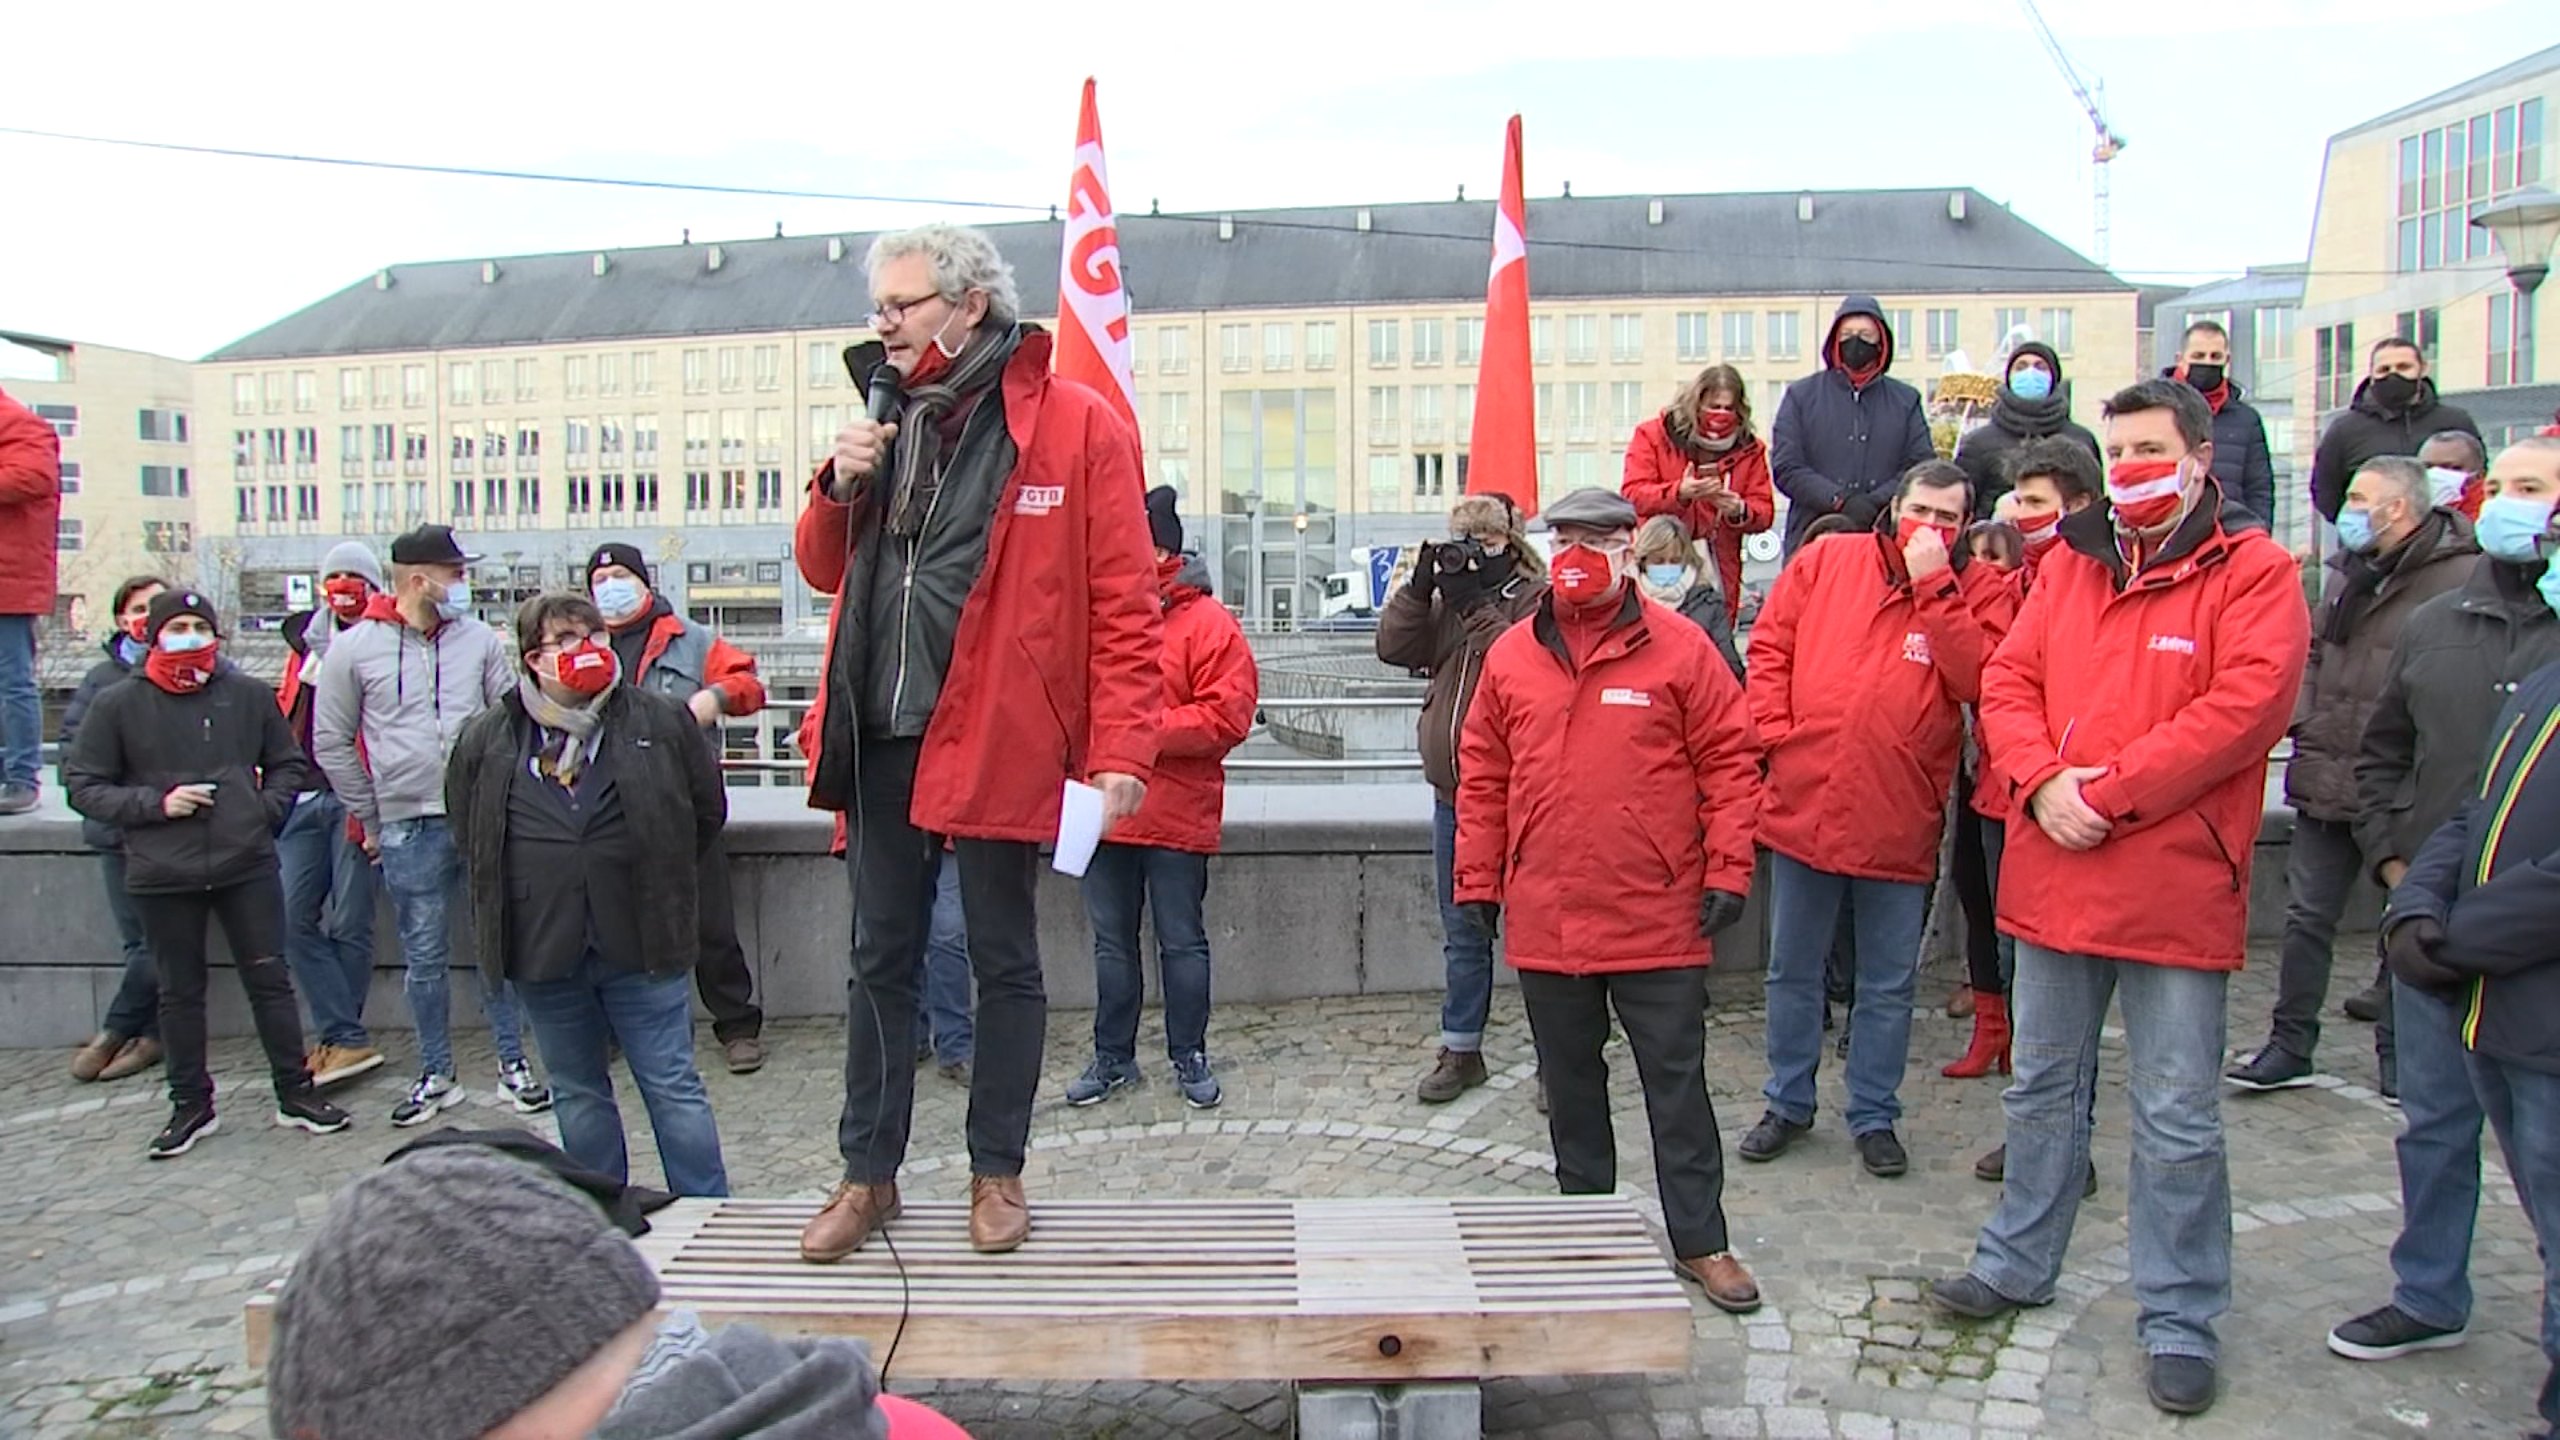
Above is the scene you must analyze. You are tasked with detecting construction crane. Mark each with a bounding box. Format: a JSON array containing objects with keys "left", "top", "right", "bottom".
[{"left": 2018, "top": 0, "right": 2127, "bottom": 268}]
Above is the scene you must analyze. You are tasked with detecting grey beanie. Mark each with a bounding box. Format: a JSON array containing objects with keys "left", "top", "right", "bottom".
[
  {"left": 267, "top": 1147, "right": 661, "bottom": 1440},
  {"left": 1542, "top": 488, "right": 1639, "bottom": 532},
  {"left": 318, "top": 540, "right": 385, "bottom": 590}
]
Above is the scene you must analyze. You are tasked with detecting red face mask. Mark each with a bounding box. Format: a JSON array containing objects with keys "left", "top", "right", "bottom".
[
  {"left": 1895, "top": 516, "right": 1961, "bottom": 554},
  {"left": 2106, "top": 458, "right": 2188, "bottom": 531},
  {"left": 120, "top": 613, "right": 152, "bottom": 643},
  {"left": 1551, "top": 543, "right": 1623, "bottom": 607},
  {"left": 552, "top": 639, "right": 617, "bottom": 696},
  {"left": 322, "top": 577, "right": 370, "bottom": 619},
  {"left": 143, "top": 640, "right": 219, "bottom": 694},
  {"left": 899, "top": 310, "right": 963, "bottom": 387},
  {"left": 2016, "top": 510, "right": 2064, "bottom": 552},
  {"left": 1698, "top": 407, "right": 1739, "bottom": 440}
]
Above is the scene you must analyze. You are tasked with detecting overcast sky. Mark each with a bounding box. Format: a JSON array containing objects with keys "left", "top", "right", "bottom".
[{"left": 5, "top": 1, "right": 2551, "bottom": 360}]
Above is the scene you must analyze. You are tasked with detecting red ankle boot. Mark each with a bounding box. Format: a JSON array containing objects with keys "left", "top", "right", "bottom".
[{"left": 1943, "top": 991, "right": 2011, "bottom": 1078}]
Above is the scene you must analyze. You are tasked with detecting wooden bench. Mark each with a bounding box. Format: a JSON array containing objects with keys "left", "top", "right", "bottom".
[{"left": 247, "top": 1193, "right": 1693, "bottom": 1437}]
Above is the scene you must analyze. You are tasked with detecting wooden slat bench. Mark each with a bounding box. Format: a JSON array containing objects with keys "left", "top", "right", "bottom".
[{"left": 247, "top": 1193, "right": 1693, "bottom": 1435}]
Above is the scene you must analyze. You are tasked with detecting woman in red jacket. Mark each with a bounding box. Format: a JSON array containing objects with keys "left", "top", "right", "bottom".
[
  {"left": 1623, "top": 364, "right": 1775, "bottom": 608},
  {"left": 1067, "top": 490, "right": 1259, "bottom": 1112}
]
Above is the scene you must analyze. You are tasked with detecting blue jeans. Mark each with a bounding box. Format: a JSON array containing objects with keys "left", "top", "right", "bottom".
[
  {"left": 0, "top": 614, "right": 37, "bottom": 789},
  {"left": 2388, "top": 976, "right": 2487, "bottom": 1331},
  {"left": 517, "top": 952, "right": 729, "bottom": 1197},
  {"left": 96, "top": 850, "right": 160, "bottom": 1041},
  {"left": 1763, "top": 851, "right": 1928, "bottom": 1134},
  {"left": 912, "top": 851, "right": 975, "bottom": 1065},
  {"left": 1083, "top": 842, "right": 1214, "bottom": 1064},
  {"left": 1435, "top": 796, "right": 1497, "bottom": 1052},
  {"left": 2468, "top": 1047, "right": 2560, "bottom": 1430},
  {"left": 376, "top": 815, "right": 524, "bottom": 1077},
  {"left": 278, "top": 792, "right": 377, "bottom": 1048},
  {"left": 1971, "top": 943, "right": 2231, "bottom": 1360}
]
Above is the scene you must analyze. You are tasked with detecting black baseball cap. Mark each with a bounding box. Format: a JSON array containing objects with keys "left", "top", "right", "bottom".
[{"left": 389, "top": 524, "right": 480, "bottom": 566}]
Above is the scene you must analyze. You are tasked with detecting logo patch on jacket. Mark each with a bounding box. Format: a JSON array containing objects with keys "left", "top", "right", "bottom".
[
  {"left": 1901, "top": 631, "right": 1932, "bottom": 665},
  {"left": 1015, "top": 485, "right": 1066, "bottom": 515},
  {"left": 2147, "top": 634, "right": 2197, "bottom": 656},
  {"left": 1600, "top": 687, "right": 1653, "bottom": 707}
]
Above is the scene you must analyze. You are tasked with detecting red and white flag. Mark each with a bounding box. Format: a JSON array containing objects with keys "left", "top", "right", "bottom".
[
  {"left": 1466, "top": 114, "right": 1537, "bottom": 517},
  {"left": 1053, "top": 77, "right": 1141, "bottom": 442}
]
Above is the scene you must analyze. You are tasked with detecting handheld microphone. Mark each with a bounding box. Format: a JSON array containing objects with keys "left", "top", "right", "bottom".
[{"left": 863, "top": 365, "right": 903, "bottom": 426}]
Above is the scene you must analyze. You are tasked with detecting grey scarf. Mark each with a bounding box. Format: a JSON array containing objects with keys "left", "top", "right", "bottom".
[
  {"left": 516, "top": 675, "right": 614, "bottom": 788},
  {"left": 884, "top": 324, "right": 1019, "bottom": 537}
]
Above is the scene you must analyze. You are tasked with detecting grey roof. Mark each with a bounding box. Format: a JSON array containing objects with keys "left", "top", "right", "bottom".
[
  {"left": 2161, "top": 265, "right": 2309, "bottom": 311},
  {"left": 2333, "top": 43, "right": 2560, "bottom": 143},
  {"left": 206, "top": 188, "right": 2125, "bottom": 363}
]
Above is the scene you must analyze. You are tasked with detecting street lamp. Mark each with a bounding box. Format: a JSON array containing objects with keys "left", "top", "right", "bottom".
[
  {"left": 1243, "top": 490, "right": 1264, "bottom": 626},
  {"left": 2472, "top": 185, "right": 2560, "bottom": 295},
  {"left": 1292, "top": 511, "right": 1311, "bottom": 631}
]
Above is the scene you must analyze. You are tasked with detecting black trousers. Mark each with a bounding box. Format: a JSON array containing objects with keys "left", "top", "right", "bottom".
[
  {"left": 692, "top": 834, "right": 763, "bottom": 1042},
  {"left": 1520, "top": 966, "right": 1730, "bottom": 1258},
  {"left": 838, "top": 737, "right": 1043, "bottom": 1183},
  {"left": 129, "top": 873, "right": 310, "bottom": 1109},
  {"left": 1952, "top": 801, "right": 2002, "bottom": 994}
]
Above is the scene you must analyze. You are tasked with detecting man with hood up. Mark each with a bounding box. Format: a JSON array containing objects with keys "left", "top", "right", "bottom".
[
  {"left": 2310, "top": 336, "right": 2483, "bottom": 524},
  {"left": 1956, "top": 341, "right": 2099, "bottom": 518},
  {"left": 1770, "top": 296, "right": 1939, "bottom": 556}
]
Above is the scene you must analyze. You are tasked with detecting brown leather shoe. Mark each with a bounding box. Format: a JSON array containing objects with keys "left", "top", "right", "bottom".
[
  {"left": 969, "top": 1174, "right": 1029, "bottom": 1254},
  {"left": 69, "top": 1033, "right": 120, "bottom": 1082},
  {"left": 98, "top": 1037, "right": 163, "bottom": 1082},
  {"left": 799, "top": 1180, "right": 900, "bottom": 1264},
  {"left": 1675, "top": 1251, "right": 1762, "bottom": 1314},
  {"left": 723, "top": 1036, "right": 766, "bottom": 1074}
]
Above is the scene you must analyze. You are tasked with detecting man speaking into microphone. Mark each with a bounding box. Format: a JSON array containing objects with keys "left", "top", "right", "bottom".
[{"left": 793, "top": 223, "right": 1161, "bottom": 1261}]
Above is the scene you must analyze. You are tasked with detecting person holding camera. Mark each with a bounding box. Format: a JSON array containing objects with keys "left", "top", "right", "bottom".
[{"left": 1377, "top": 494, "right": 1549, "bottom": 1105}]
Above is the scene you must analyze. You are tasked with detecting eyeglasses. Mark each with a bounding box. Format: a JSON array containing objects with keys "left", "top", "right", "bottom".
[
  {"left": 531, "top": 633, "right": 594, "bottom": 657},
  {"left": 867, "top": 291, "right": 949, "bottom": 330}
]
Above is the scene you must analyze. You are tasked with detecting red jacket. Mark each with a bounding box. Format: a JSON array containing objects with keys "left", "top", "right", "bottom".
[
  {"left": 1621, "top": 418, "right": 1775, "bottom": 605},
  {"left": 1981, "top": 496, "right": 2309, "bottom": 970},
  {"left": 794, "top": 329, "right": 1162, "bottom": 844},
  {"left": 1748, "top": 529, "right": 2014, "bottom": 883},
  {"left": 623, "top": 609, "right": 767, "bottom": 716},
  {"left": 1453, "top": 591, "right": 1761, "bottom": 975},
  {"left": 1112, "top": 560, "right": 1258, "bottom": 854},
  {"left": 1965, "top": 564, "right": 2029, "bottom": 823},
  {"left": 0, "top": 388, "right": 62, "bottom": 617}
]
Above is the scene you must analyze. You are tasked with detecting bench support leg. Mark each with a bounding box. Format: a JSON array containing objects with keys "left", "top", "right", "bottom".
[{"left": 1293, "top": 1381, "right": 1481, "bottom": 1439}]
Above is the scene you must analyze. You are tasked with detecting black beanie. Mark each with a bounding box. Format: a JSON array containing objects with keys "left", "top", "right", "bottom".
[
  {"left": 587, "top": 541, "right": 650, "bottom": 584},
  {"left": 1146, "top": 486, "right": 1183, "bottom": 555},
  {"left": 143, "top": 589, "right": 220, "bottom": 641}
]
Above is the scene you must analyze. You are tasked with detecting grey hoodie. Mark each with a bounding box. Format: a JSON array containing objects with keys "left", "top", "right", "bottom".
[
  {"left": 311, "top": 611, "right": 516, "bottom": 832},
  {"left": 596, "top": 1316, "right": 889, "bottom": 1440}
]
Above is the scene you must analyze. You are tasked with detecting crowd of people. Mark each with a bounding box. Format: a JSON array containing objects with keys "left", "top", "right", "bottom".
[{"left": 4, "top": 225, "right": 2560, "bottom": 1435}]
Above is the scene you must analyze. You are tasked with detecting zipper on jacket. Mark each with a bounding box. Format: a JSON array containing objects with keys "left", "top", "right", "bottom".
[
  {"left": 200, "top": 709, "right": 216, "bottom": 890},
  {"left": 1448, "top": 649, "right": 1478, "bottom": 768}
]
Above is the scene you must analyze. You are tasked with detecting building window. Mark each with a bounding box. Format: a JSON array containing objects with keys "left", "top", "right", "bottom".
[
  {"left": 566, "top": 475, "right": 592, "bottom": 516},
  {"left": 1994, "top": 307, "right": 2029, "bottom": 344},
  {"left": 1412, "top": 319, "right": 1444, "bottom": 367},
  {"left": 482, "top": 422, "right": 507, "bottom": 471},
  {"left": 1675, "top": 312, "right": 1710, "bottom": 364},
  {"left": 235, "top": 488, "right": 255, "bottom": 524},
  {"left": 262, "top": 373, "right": 285, "bottom": 413},
  {"left": 2393, "top": 307, "right": 2443, "bottom": 363},
  {"left": 30, "top": 403, "right": 75, "bottom": 439},
  {"left": 517, "top": 476, "right": 541, "bottom": 516},
  {"left": 1454, "top": 384, "right": 1475, "bottom": 444},
  {"left": 292, "top": 371, "right": 316, "bottom": 413},
  {"left": 716, "top": 348, "right": 742, "bottom": 393},
  {"left": 292, "top": 426, "right": 319, "bottom": 474},
  {"left": 719, "top": 410, "right": 745, "bottom": 465},
  {"left": 634, "top": 472, "right": 659, "bottom": 512},
  {"left": 1609, "top": 313, "right": 1643, "bottom": 365},
  {"left": 1455, "top": 317, "right": 1484, "bottom": 368},
  {"left": 1217, "top": 324, "right": 1249, "bottom": 374},
  {"left": 598, "top": 474, "right": 625, "bottom": 514},
  {"left": 402, "top": 423, "right": 429, "bottom": 473},
  {"left": 753, "top": 344, "right": 780, "bottom": 391},
  {"left": 339, "top": 367, "right": 363, "bottom": 410},
  {"left": 1564, "top": 314, "right": 1598, "bottom": 364},
  {"left": 135, "top": 407, "right": 184, "bottom": 442},
  {"left": 682, "top": 348, "right": 708, "bottom": 395},
  {"left": 342, "top": 483, "right": 363, "bottom": 523},
  {"left": 1610, "top": 381, "right": 1645, "bottom": 442},
  {"left": 597, "top": 353, "right": 623, "bottom": 397},
  {"left": 1766, "top": 311, "right": 1803, "bottom": 362},
  {"left": 2397, "top": 98, "right": 2544, "bottom": 272},
  {"left": 2490, "top": 291, "right": 2538, "bottom": 387},
  {"left": 1411, "top": 385, "right": 1444, "bottom": 446},
  {"left": 231, "top": 429, "right": 254, "bottom": 476},
  {"left": 476, "top": 360, "right": 502, "bottom": 404},
  {"left": 401, "top": 365, "right": 426, "bottom": 408},
  {"left": 56, "top": 518, "right": 81, "bottom": 552},
  {"left": 1367, "top": 319, "right": 1398, "bottom": 369},
  {"left": 1563, "top": 452, "right": 1600, "bottom": 491},
  {"left": 1157, "top": 392, "right": 1190, "bottom": 451},
  {"left": 268, "top": 485, "right": 292, "bottom": 522},
  {"left": 1532, "top": 315, "right": 1553, "bottom": 366},
  {"left": 1413, "top": 453, "right": 1448, "bottom": 502},
  {"left": 295, "top": 483, "right": 321, "bottom": 522},
  {"left": 2039, "top": 308, "right": 2076, "bottom": 356},
  {"left": 1367, "top": 454, "right": 1402, "bottom": 511},
  {"left": 563, "top": 355, "right": 589, "bottom": 398},
  {"left": 372, "top": 423, "right": 396, "bottom": 470},
  {"left": 338, "top": 425, "right": 363, "bottom": 477},
  {"left": 1304, "top": 322, "right": 1337, "bottom": 372},
  {"left": 232, "top": 375, "right": 255, "bottom": 415},
  {"left": 1722, "top": 312, "right": 1753, "bottom": 361},
  {"left": 449, "top": 362, "right": 474, "bottom": 406},
  {"left": 449, "top": 425, "right": 474, "bottom": 474},
  {"left": 512, "top": 358, "right": 537, "bottom": 402},
  {"left": 57, "top": 461, "right": 79, "bottom": 495},
  {"left": 1159, "top": 326, "right": 1190, "bottom": 375},
  {"left": 1564, "top": 382, "right": 1598, "bottom": 443},
  {"left": 1367, "top": 386, "right": 1401, "bottom": 446},
  {"left": 1926, "top": 309, "right": 1961, "bottom": 359},
  {"left": 2255, "top": 308, "right": 2297, "bottom": 361},
  {"left": 141, "top": 465, "right": 189, "bottom": 498},
  {"left": 685, "top": 471, "right": 713, "bottom": 513},
  {"left": 1263, "top": 323, "right": 1294, "bottom": 371},
  {"left": 2315, "top": 323, "right": 2358, "bottom": 412},
  {"left": 806, "top": 341, "right": 836, "bottom": 388},
  {"left": 754, "top": 408, "right": 783, "bottom": 464},
  {"left": 483, "top": 477, "right": 506, "bottom": 518},
  {"left": 564, "top": 417, "right": 591, "bottom": 460},
  {"left": 755, "top": 468, "right": 787, "bottom": 511}
]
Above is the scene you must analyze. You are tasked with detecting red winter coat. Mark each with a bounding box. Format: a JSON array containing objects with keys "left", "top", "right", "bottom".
[
  {"left": 1453, "top": 591, "right": 1761, "bottom": 975},
  {"left": 0, "top": 388, "right": 62, "bottom": 617},
  {"left": 794, "top": 330, "right": 1163, "bottom": 844},
  {"left": 1980, "top": 495, "right": 2309, "bottom": 970},
  {"left": 624, "top": 609, "right": 768, "bottom": 716},
  {"left": 1965, "top": 564, "right": 2029, "bottom": 823},
  {"left": 1621, "top": 418, "right": 1775, "bottom": 606},
  {"left": 1748, "top": 527, "right": 2014, "bottom": 883},
  {"left": 1112, "top": 560, "right": 1258, "bottom": 854}
]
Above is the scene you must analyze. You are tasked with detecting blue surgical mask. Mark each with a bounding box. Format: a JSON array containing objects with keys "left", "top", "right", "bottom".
[
  {"left": 2540, "top": 561, "right": 2560, "bottom": 620},
  {"left": 2426, "top": 466, "right": 2470, "bottom": 508},
  {"left": 114, "top": 634, "right": 147, "bottom": 666},
  {"left": 435, "top": 579, "right": 471, "bottom": 621},
  {"left": 157, "top": 631, "right": 214, "bottom": 654},
  {"left": 2334, "top": 507, "right": 2378, "bottom": 554},
  {"left": 2008, "top": 368, "right": 2053, "bottom": 402},
  {"left": 2475, "top": 494, "right": 2554, "bottom": 564},
  {"left": 1644, "top": 563, "right": 1688, "bottom": 588},
  {"left": 591, "top": 577, "right": 645, "bottom": 620}
]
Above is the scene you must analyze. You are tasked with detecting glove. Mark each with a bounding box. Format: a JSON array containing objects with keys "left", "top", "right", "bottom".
[
  {"left": 1698, "top": 889, "right": 1747, "bottom": 938},
  {"left": 1460, "top": 901, "right": 1500, "bottom": 939},
  {"left": 1440, "top": 562, "right": 1491, "bottom": 615},
  {"left": 1408, "top": 542, "right": 1439, "bottom": 602},
  {"left": 1840, "top": 491, "right": 1885, "bottom": 529},
  {"left": 2381, "top": 917, "right": 2463, "bottom": 995}
]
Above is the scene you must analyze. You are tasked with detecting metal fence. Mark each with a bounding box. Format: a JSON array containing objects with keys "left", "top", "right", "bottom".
[{"left": 720, "top": 695, "right": 1427, "bottom": 777}]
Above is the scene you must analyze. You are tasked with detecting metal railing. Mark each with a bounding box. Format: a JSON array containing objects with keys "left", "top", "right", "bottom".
[{"left": 718, "top": 695, "right": 1428, "bottom": 777}]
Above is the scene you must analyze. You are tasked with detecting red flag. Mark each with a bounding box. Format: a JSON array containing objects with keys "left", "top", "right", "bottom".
[
  {"left": 1466, "top": 114, "right": 1536, "bottom": 517},
  {"left": 1053, "top": 77, "right": 1141, "bottom": 441}
]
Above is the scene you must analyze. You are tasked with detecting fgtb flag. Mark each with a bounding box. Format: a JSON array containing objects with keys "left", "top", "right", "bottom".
[
  {"left": 1054, "top": 77, "right": 1140, "bottom": 441},
  {"left": 1466, "top": 114, "right": 1537, "bottom": 517}
]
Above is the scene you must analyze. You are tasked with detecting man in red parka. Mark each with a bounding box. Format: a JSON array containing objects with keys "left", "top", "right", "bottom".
[
  {"left": 1067, "top": 487, "right": 1258, "bottom": 1111},
  {"left": 0, "top": 386, "right": 63, "bottom": 815},
  {"left": 793, "top": 224, "right": 1162, "bottom": 1263},
  {"left": 1454, "top": 487, "right": 1765, "bottom": 1314},
  {"left": 1930, "top": 379, "right": 2309, "bottom": 1420},
  {"left": 1740, "top": 459, "right": 2013, "bottom": 1180}
]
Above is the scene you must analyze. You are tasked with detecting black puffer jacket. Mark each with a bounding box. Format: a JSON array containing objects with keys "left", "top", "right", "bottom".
[
  {"left": 2161, "top": 368, "right": 2279, "bottom": 523},
  {"left": 2310, "top": 375, "right": 2483, "bottom": 522},
  {"left": 2356, "top": 557, "right": 2560, "bottom": 877},
  {"left": 63, "top": 663, "right": 312, "bottom": 895},
  {"left": 58, "top": 635, "right": 141, "bottom": 852},
  {"left": 1769, "top": 295, "right": 1937, "bottom": 554},
  {"left": 1956, "top": 343, "right": 2100, "bottom": 517}
]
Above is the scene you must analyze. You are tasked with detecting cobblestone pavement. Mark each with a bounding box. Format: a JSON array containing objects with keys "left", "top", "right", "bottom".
[{"left": 0, "top": 944, "right": 2542, "bottom": 1438}]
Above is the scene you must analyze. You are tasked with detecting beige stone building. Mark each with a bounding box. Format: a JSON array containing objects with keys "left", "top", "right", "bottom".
[
  {"left": 197, "top": 188, "right": 2134, "bottom": 626},
  {"left": 1, "top": 331, "right": 200, "bottom": 637},
  {"left": 2297, "top": 45, "right": 2557, "bottom": 452}
]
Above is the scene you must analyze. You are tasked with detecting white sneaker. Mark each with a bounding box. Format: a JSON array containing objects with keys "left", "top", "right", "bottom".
[
  {"left": 390, "top": 1072, "right": 462, "bottom": 1128},
  {"left": 500, "top": 1060, "right": 553, "bottom": 1114}
]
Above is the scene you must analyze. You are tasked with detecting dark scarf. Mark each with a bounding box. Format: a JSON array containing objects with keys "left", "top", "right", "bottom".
[
  {"left": 2323, "top": 511, "right": 2444, "bottom": 644},
  {"left": 885, "top": 325, "right": 1019, "bottom": 538},
  {"left": 1990, "top": 382, "right": 2072, "bottom": 439}
]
